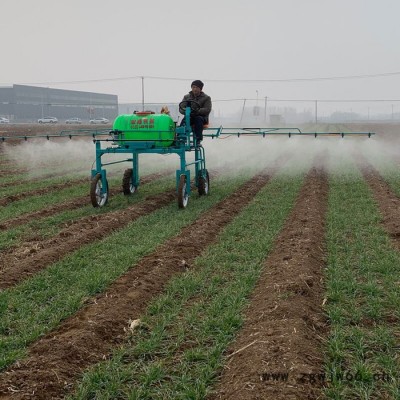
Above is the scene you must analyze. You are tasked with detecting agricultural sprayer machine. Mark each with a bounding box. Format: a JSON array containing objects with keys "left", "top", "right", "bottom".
[
  {"left": 0, "top": 100, "right": 374, "bottom": 209},
  {"left": 90, "top": 100, "right": 213, "bottom": 208}
]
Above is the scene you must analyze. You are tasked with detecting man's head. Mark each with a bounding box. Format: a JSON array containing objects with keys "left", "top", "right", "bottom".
[{"left": 191, "top": 80, "right": 204, "bottom": 96}]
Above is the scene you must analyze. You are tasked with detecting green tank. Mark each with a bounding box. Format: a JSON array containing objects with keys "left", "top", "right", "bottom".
[{"left": 113, "top": 111, "right": 175, "bottom": 147}]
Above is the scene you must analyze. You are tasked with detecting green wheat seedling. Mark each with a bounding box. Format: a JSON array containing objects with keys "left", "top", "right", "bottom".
[
  {"left": 0, "top": 171, "right": 257, "bottom": 371},
  {"left": 324, "top": 164, "right": 400, "bottom": 399},
  {"left": 69, "top": 167, "right": 307, "bottom": 400},
  {"left": 0, "top": 174, "right": 175, "bottom": 251}
]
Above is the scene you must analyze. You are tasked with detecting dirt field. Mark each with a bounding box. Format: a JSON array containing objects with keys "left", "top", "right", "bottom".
[{"left": 0, "top": 123, "right": 399, "bottom": 399}]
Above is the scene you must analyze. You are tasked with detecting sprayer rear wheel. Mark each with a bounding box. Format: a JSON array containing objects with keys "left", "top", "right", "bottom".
[
  {"left": 198, "top": 170, "right": 210, "bottom": 196},
  {"left": 122, "top": 168, "right": 137, "bottom": 195},
  {"left": 178, "top": 174, "right": 189, "bottom": 209},
  {"left": 90, "top": 173, "right": 109, "bottom": 207}
]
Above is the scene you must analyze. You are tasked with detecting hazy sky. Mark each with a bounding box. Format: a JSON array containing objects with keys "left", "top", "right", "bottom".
[{"left": 2, "top": 0, "right": 400, "bottom": 116}]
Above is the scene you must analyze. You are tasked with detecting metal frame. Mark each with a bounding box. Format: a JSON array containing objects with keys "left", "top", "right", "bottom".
[{"left": 90, "top": 106, "right": 216, "bottom": 207}]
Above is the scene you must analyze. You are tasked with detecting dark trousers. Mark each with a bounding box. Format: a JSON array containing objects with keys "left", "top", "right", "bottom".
[{"left": 180, "top": 115, "right": 207, "bottom": 141}]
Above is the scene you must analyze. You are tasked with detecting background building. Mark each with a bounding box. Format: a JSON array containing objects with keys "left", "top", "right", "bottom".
[{"left": 0, "top": 85, "right": 118, "bottom": 123}]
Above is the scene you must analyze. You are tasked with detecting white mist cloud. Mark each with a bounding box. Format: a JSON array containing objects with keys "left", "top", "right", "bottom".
[{"left": 3, "top": 126, "right": 397, "bottom": 180}]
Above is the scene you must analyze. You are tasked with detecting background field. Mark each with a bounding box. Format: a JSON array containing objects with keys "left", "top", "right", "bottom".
[{"left": 0, "top": 123, "right": 400, "bottom": 399}]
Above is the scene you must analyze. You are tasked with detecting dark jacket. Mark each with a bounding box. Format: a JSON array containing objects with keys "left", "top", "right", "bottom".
[{"left": 179, "top": 91, "right": 212, "bottom": 118}]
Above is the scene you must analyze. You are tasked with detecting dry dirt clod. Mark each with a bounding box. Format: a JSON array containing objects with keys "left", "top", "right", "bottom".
[{"left": 128, "top": 319, "right": 141, "bottom": 332}]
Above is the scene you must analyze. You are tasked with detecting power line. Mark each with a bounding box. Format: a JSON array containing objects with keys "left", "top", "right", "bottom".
[
  {"left": 5, "top": 71, "right": 400, "bottom": 86},
  {"left": 204, "top": 71, "right": 400, "bottom": 82},
  {"left": 12, "top": 76, "right": 142, "bottom": 85}
]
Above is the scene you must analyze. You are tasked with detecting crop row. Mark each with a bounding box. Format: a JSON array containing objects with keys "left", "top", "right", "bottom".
[{"left": 1, "top": 133, "right": 400, "bottom": 399}]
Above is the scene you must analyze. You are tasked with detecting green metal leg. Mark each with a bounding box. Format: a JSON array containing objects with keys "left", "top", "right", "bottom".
[
  {"left": 176, "top": 150, "right": 190, "bottom": 195},
  {"left": 132, "top": 153, "right": 139, "bottom": 187},
  {"left": 194, "top": 146, "right": 206, "bottom": 186},
  {"left": 195, "top": 146, "right": 200, "bottom": 186},
  {"left": 90, "top": 141, "right": 109, "bottom": 205},
  {"left": 94, "top": 140, "right": 102, "bottom": 175}
]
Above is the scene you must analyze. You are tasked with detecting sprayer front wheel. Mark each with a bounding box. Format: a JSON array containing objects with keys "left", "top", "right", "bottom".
[
  {"left": 122, "top": 168, "right": 137, "bottom": 195},
  {"left": 198, "top": 170, "right": 210, "bottom": 196},
  {"left": 90, "top": 173, "right": 109, "bottom": 207},
  {"left": 178, "top": 174, "right": 189, "bottom": 209}
]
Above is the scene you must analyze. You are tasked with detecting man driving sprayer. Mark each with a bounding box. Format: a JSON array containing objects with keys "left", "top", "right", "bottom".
[{"left": 179, "top": 80, "right": 212, "bottom": 144}]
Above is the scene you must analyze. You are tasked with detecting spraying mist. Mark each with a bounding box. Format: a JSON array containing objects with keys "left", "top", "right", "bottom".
[{"left": 2, "top": 122, "right": 399, "bottom": 180}]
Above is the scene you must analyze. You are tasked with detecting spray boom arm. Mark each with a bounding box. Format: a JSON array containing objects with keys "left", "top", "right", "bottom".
[
  {"left": 0, "top": 126, "right": 374, "bottom": 142},
  {"left": 204, "top": 127, "right": 374, "bottom": 138}
]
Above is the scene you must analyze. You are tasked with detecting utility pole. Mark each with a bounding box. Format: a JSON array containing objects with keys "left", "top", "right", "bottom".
[
  {"left": 141, "top": 76, "right": 145, "bottom": 111},
  {"left": 255, "top": 90, "right": 260, "bottom": 118},
  {"left": 315, "top": 100, "right": 318, "bottom": 125},
  {"left": 240, "top": 99, "right": 246, "bottom": 125},
  {"left": 41, "top": 91, "right": 44, "bottom": 119},
  {"left": 264, "top": 96, "right": 268, "bottom": 124}
]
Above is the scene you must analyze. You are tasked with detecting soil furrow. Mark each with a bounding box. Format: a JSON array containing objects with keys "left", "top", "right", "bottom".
[
  {"left": 0, "top": 163, "right": 285, "bottom": 400},
  {"left": 0, "top": 188, "right": 177, "bottom": 290},
  {"left": 0, "top": 177, "right": 91, "bottom": 206},
  {"left": 0, "top": 161, "right": 82, "bottom": 177},
  {"left": 0, "top": 161, "right": 14, "bottom": 167},
  {"left": 0, "top": 171, "right": 170, "bottom": 230},
  {"left": 0, "top": 168, "right": 27, "bottom": 178},
  {"left": 355, "top": 155, "right": 400, "bottom": 248},
  {"left": 209, "top": 165, "right": 329, "bottom": 400},
  {"left": 0, "top": 167, "right": 85, "bottom": 189}
]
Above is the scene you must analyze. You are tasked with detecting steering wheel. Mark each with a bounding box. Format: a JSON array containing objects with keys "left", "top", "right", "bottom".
[{"left": 179, "top": 100, "right": 201, "bottom": 113}]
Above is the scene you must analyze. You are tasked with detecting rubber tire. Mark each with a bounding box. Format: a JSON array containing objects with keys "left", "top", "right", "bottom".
[
  {"left": 122, "top": 168, "right": 137, "bottom": 195},
  {"left": 90, "top": 173, "right": 109, "bottom": 207},
  {"left": 178, "top": 174, "right": 189, "bottom": 209},
  {"left": 198, "top": 171, "right": 210, "bottom": 196}
]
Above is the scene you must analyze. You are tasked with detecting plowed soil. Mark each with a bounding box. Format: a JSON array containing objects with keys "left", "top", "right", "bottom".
[
  {"left": 0, "top": 167, "right": 84, "bottom": 189},
  {"left": 0, "top": 171, "right": 171, "bottom": 230},
  {"left": 209, "top": 165, "right": 329, "bottom": 400},
  {"left": 0, "top": 188, "right": 178, "bottom": 290},
  {"left": 2, "top": 123, "right": 398, "bottom": 400},
  {"left": 0, "top": 163, "right": 283, "bottom": 399},
  {"left": 0, "top": 177, "right": 89, "bottom": 206},
  {"left": 356, "top": 156, "right": 400, "bottom": 249},
  {"left": 0, "top": 168, "right": 27, "bottom": 178}
]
